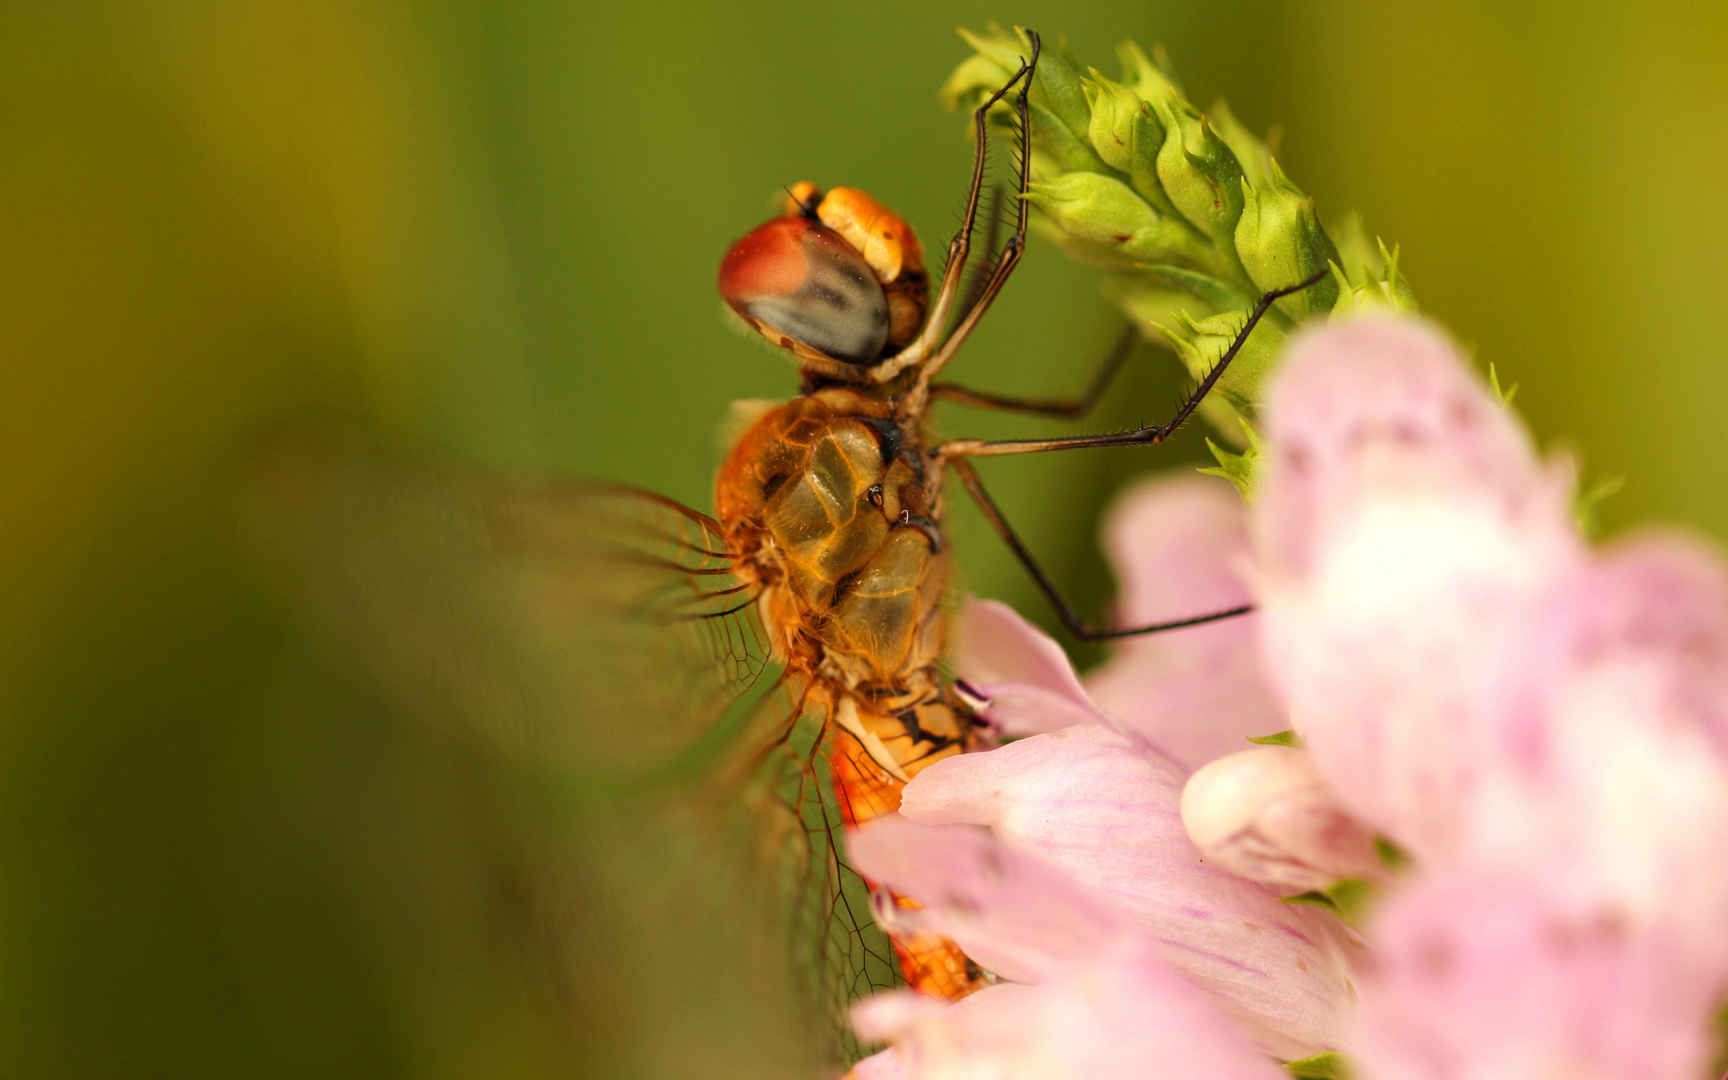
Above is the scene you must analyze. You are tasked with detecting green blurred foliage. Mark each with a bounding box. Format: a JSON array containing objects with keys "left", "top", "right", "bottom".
[{"left": 2, "top": 0, "right": 1724, "bottom": 1076}]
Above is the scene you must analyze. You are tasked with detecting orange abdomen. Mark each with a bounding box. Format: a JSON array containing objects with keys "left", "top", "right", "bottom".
[{"left": 832, "top": 731, "right": 981, "bottom": 999}]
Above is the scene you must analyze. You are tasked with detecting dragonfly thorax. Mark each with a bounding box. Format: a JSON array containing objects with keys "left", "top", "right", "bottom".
[{"left": 715, "top": 386, "right": 947, "bottom": 699}]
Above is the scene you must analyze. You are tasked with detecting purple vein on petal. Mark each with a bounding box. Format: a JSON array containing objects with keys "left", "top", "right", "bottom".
[{"left": 1157, "top": 938, "right": 1272, "bottom": 977}]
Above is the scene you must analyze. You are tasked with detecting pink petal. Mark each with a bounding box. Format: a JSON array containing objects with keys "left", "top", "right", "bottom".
[
  {"left": 851, "top": 943, "right": 1287, "bottom": 1080},
  {"left": 1250, "top": 315, "right": 1583, "bottom": 857},
  {"left": 1181, "top": 746, "right": 1384, "bottom": 893},
  {"left": 1494, "top": 531, "right": 1728, "bottom": 766},
  {"left": 1253, "top": 315, "right": 1565, "bottom": 581},
  {"left": 848, "top": 1047, "right": 910, "bottom": 1080},
  {"left": 1350, "top": 873, "right": 1718, "bottom": 1079},
  {"left": 954, "top": 599, "right": 1098, "bottom": 735},
  {"left": 847, "top": 817, "right": 1130, "bottom": 983},
  {"left": 1461, "top": 534, "right": 1728, "bottom": 967},
  {"left": 896, "top": 725, "right": 1357, "bottom": 1059},
  {"left": 1086, "top": 473, "right": 1290, "bottom": 768}
]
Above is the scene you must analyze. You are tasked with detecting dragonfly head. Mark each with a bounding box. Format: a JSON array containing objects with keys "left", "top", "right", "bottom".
[{"left": 719, "top": 184, "right": 929, "bottom": 369}]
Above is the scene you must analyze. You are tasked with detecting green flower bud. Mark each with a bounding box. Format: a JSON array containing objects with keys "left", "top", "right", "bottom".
[
  {"left": 952, "top": 26, "right": 1094, "bottom": 139},
  {"left": 942, "top": 27, "right": 1428, "bottom": 469},
  {"left": 1153, "top": 99, "right": 1248, "bottom": 245},
  {"left": 1124, "top": 99, "right": 1179, "bottom": 220},
  {"left": 941, "top": 29, "right": 1106, "bottom": 175},
  {"left": 1027, "top": 172, "right": 1211, "bottom": 265},
  {"left": 1030, "top": 103, "right": 1111, "bottom": 174},
  {"left": 1084, "top": 72, "right": 1141, "bottom": 173},
  {"left": 1235, "top": 160, "right": 1341, "bottom": 317},
  {"left": 1026, "top": 33, "right": 1093, "bottom": 138}
]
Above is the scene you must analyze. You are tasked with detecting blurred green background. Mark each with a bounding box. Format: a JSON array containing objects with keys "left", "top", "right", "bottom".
[{"left": 4, "top": 1, "right": 1725, "bottom": 1076}]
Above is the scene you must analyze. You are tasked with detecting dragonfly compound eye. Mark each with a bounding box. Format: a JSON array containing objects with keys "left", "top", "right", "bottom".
[{"left": 718, "top": 217, "right": 891, "bottom": 365}]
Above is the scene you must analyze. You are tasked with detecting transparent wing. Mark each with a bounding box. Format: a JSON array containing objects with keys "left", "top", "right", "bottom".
[
  {"left": 740, "top": 708, "right": 905, "bottom": 1065},
  {"left": 246, "top": 443, "right": 898, "bottom": 1068},
  {"left": 249, "top": 450, "right": 774, "bottom": 773},
  {"left": 486, "top": 476, "right": 777, "bottom": 762}
]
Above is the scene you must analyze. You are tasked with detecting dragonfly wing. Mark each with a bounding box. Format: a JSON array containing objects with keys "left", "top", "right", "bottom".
[
  {"left": 483, "top": 476, "right": 778, "bottom": 772},
  {"left": 741, "top": 708, "right": 905, "bottom": 1064},
  {"left": 249, "top": 450, "right": 774, "bottom": 778},
  {"left": 247, "top": 444, "right": 897, "bottom": 1066}
]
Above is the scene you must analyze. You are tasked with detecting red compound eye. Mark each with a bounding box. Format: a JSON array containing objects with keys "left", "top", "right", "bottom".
[{"left": 718, "top": 217, "right": 890, "bottom": 364}]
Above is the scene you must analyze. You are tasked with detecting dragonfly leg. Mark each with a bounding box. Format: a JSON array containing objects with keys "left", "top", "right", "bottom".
[
  {"left": 932, "top": 270, "right": 1329, "bottom": 639},
  {"left": 870, "top": 31, "right": 1041, "bottom": 386},
  {"left": 946, "top": 456, "right": 1250, "bottom": 640},
  {"left": 928, "top": 323, "right": 1138, "bottom": 418},
  {"left": 898, "top": 33, "right": 1042, "bottom": 404},
  {"left": 933, "top": 269, "right": 1328, "bottom": 460}
]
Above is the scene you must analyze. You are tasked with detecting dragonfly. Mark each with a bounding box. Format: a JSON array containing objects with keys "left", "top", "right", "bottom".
[
  {"left": 257, "top": 27, "right": 1325, "bottom": 1069},
  {"left": 584, "top": 26, "right": 1328, "bottom": 1054}
]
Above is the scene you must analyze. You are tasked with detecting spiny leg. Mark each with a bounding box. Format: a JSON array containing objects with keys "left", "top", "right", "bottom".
[
  {"left": 934, "top": 270, "right": 1330, "bottom": 639},
  {"left": 869, "top": 31, "right": 1040, "bottom": 385},
  {"left": 930, "top": 323, "right": 1138, "bottom": 418},
  {"left": 956, "top": 183, "right": 1005, "bottom": 320},
  {"left": 948, "top": 456, "right": 1249, "bottom": 640},
  {"left": 934, "top": 269, "right": 1328, "bottom": 459},
  {"left": 902, "top": 31, "right": 1041, "bottom": 406}
]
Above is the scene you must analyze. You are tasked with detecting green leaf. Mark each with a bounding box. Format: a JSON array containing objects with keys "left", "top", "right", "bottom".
[
  {"left": 1247, "top": 730, "right": 1302, "bottom": 747},
  {"left": 1284, "top": 1051, "right": 1354, "bottom": 1079}
]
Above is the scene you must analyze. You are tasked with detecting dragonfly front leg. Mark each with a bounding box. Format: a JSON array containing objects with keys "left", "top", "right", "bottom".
[
  {"left": 934, "top": 269, "right": 1329, "bottom": 460},
  {"left": 928, "top": 324, "right": 1139, "bottom": 419}
]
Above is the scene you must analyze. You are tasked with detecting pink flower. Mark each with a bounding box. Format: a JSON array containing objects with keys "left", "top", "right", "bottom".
[
  {"left": 848, "top": 314, "right": 1728, "bottom": 1077},
  {"left": 1255, "top": 318, "right": 1728, "bottom": 972},
  {"left": 1457, "top": 535, "right": 1728, "bottom": 971},
  {"left": 1250, "top": 316, "right": 1584, "bottom": 860},
  {"left": 847, "top": 820, "right": 1290, "bottom": 1080},
  {"left": 871, "top": 604, "right": 1359, "bottom": 1060}
]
